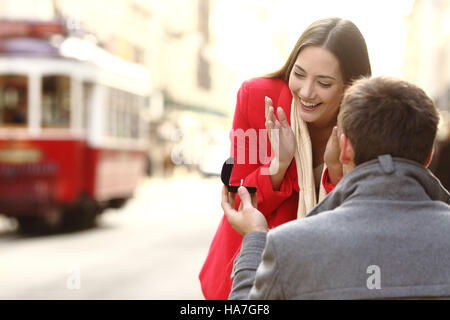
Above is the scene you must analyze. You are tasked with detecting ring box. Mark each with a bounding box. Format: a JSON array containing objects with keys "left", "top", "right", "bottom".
[{"left": 221, "top": 157, "right": 257, "bottom": 194}]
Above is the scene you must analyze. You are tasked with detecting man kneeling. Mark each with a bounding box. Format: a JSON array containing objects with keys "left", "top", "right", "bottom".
[{"left": 223, "top": 76, "right": 450, "bottom": 300}]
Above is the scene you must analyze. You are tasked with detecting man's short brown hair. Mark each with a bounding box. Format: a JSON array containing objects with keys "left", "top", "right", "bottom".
[{"left": 338, "top": 76, "right": 440, "bottom": 166}]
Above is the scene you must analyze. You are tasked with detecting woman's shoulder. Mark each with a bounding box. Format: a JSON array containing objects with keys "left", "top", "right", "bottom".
[
  {"left": 238, "top": 77, "right": 292, "bottom": 115},
  {"left": 241, "top": 77, "right": 288, "bottom": 94}
]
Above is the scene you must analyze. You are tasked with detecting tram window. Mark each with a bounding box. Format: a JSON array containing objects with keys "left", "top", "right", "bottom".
[
  {"left": 0, "top": 75, "right": 28, "bottom": 126},
  {"left": 130, "top": 109, "right": 139, "bottom": 138},
  {"left": 107, "top": 88, "right": 114, "bottom": 136},
  {"left": 82, "top": 82, "right": 94, "bottom": 130},
  {"left": 108, "top": 88, "right": 121, "bottom": 138},
  {"left": 108, "top": 105, "right": 115, "bottom": 137},
  {"left": 118, "top": 106, "right": 126, "bottom": 137},
  {"left": 120, "top": 91, "right": 128, "bottom": 138},
  {"left": 130, "top": 95, "right": 140, "bottom": 138},
  {"left": 124, "top": 92, "right": 132, "bottom": 138},
  {"left": 116, "top": 90, "right": 128, "bottom": 138},
  {"left": 106, "top": 88, "right": 145, "bottom": 139},
  {"left": 42, "top": 75, "right": 70, "bottom": 127}
]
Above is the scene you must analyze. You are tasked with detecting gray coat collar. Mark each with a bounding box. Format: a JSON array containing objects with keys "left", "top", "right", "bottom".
[{"left": 306, "top": 154, "right": 450, "bottom": 218}]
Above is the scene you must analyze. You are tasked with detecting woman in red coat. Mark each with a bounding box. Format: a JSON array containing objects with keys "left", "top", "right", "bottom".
[{"left": 200, "top": 17, "right": 372, "bottom": 299}]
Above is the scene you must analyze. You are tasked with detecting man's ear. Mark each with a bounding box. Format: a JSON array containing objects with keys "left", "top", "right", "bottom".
[
  {"left": 339, "top": 133, "right": 355, "bottom": 165},
  {"left": 424, "top": 146, "right": 434, "bottom": 168}
]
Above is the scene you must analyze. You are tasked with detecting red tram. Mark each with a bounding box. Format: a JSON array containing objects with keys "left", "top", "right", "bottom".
[{"left": 0, "top": 20, "right": 151, "bottom": 231}]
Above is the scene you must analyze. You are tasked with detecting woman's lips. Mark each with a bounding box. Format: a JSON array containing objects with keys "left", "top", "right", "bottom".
[{"left": 300, "top": 98, "right": 322, "bottom": 111}]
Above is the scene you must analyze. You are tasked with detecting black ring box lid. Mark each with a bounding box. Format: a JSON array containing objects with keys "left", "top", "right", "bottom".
[{"left": 221, "top": 157, "right": 257, "bottom": 194}]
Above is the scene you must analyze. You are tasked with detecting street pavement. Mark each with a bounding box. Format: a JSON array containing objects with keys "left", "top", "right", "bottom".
[{"left": 0, "top": 169, "right": 224, "bottom": 299}]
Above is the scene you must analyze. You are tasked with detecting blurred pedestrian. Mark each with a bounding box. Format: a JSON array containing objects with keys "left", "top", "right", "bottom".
[
  {"left": 431, "top": 133, "right": 450, "bottom": 191},
  {"left": 225, "top": 76, "right": 450, "bottom": 300},
  {"left": 200, "top": 17, "right": 371, "bottom": 299}
]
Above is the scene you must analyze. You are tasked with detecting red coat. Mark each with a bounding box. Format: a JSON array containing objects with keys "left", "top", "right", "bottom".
[{"left": 199, "top": 77, "right": 335, "bottom": 300}]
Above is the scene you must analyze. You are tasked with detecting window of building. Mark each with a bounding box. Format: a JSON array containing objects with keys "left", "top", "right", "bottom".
[
  {"left": 198, "top": 0, "right": 210, "bottom": 42},
  {"left": 197, "top": 50, "right": 211, "bottom": 90}
]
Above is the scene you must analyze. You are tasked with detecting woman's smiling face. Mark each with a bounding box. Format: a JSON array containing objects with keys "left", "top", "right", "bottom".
[{"left": 289, "top": 45, "right": 345, "bottom": 128}]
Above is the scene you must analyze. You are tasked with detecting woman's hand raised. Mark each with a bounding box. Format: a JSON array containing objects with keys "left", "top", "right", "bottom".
[
  {"left": 324, "top": 126, "right": 344, "bottom": 185},
  {"left": 265, "top": 96, "right": 296, "bottom": 168}
]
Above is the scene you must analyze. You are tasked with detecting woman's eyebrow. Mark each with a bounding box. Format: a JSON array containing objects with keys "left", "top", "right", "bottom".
[{"left": 294, "top": 64, "right": 336, "bottom": 80}]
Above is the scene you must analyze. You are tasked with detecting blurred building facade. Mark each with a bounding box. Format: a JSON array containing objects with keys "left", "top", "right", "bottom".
[
  {"left": 403, "top": 0, "right": 450, "bottom": 138},
  {"left": 0, "top": 0, "right": 289, "bottom": 176},
  {"left": 0, "top": 0, "right": 218, "bottom": 176},
  {"left": 403, "top": 0, "right": 450, "bottom": 113},
  {"left": 403, "top": 0, "right": 450, "bottom": 189}
]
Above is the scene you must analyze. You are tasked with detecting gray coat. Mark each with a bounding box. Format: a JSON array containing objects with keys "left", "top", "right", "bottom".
[{"left": 229, "top": 155, "right": 450, "bottom": 300}]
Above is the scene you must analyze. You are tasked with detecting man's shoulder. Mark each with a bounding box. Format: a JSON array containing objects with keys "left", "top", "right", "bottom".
[
  {"left": 267, "top": 211, "right": 339, "bottom": 248},
  {"left": 267, "top": 200, "right": 450, "bottom": 252}
]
